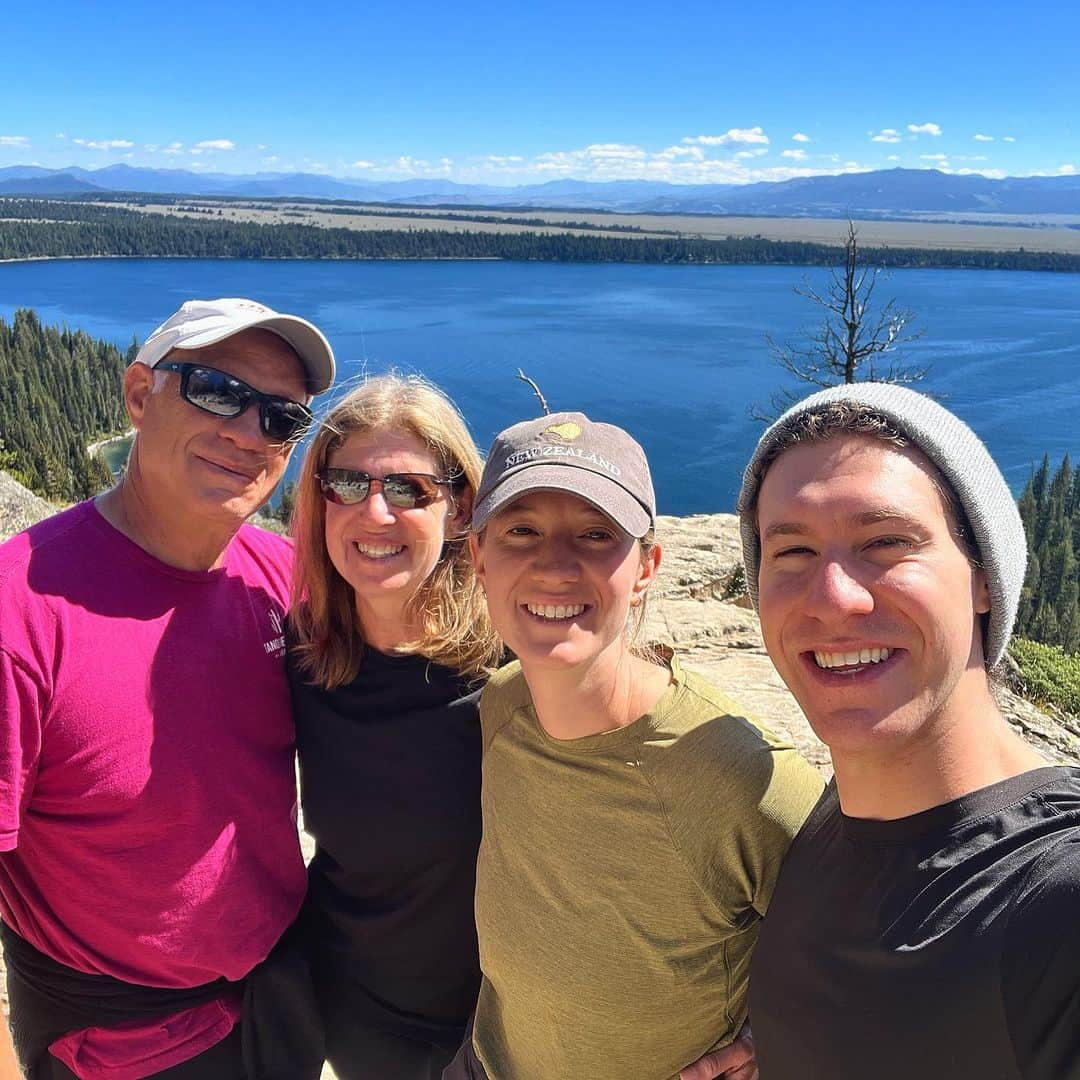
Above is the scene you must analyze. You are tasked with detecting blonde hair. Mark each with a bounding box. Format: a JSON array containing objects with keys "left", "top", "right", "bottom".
[{"left": 290, "top": 373, "right": 501, "bottom": 688}]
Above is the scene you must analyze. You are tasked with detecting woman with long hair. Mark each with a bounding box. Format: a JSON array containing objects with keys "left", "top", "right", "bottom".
[
  {"left": 446, "top": 411, "right": 824, "bottom": 1080},
  {"left": 287, "top": 374, "right": 501, "bottom": 1079}
]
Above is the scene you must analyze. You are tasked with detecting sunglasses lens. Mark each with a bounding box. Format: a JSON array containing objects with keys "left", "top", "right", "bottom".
[
  {"left": 383, "top": 475, "right": 439, "bottom": 508},
  {"left": 264, "top": 401, "right": 314, "bottom": 443},
  {"left": 317, "top": 471, "right": 442, "bottom": 508},
  {"left": 320, "top": 470, "right": 372, "bottom": 505},
  {"left": 185, "top": 368, "right": 246, "bottom": 417}
]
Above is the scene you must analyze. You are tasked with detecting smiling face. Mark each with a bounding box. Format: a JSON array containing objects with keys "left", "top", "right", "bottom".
[
  {"left": 128, "top": 328, "right": 308, "bottom": 528},
  {"left": 470, "top": 489, "right": 659, "bottom": 677},
  {"left": 323, "top": 427, "right": 465, "bottom": 637},
  {"left": 755, "top": 433, "right": 990, "bottom": 757}
]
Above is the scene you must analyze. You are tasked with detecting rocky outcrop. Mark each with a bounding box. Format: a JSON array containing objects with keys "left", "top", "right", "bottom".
[{"left": 0, "top": 470, "right": 55, "bottom": 539}]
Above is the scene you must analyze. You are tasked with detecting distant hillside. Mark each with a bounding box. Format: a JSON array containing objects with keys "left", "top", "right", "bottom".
[
  {"left": 3, "top": 165, "right": 1080, "bottom": 220},
  {"left": 0, "top": 174, "right": 102, "bottom": 196}
]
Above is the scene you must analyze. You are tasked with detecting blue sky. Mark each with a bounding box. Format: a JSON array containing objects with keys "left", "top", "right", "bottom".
[{"left": 3, "top": 0, "right": 1076, "bottom": 186}]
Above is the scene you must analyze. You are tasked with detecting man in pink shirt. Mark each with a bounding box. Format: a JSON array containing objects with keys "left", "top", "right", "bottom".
[{"left": 0, "top": 299, "right": 335, "bottom": 1079}]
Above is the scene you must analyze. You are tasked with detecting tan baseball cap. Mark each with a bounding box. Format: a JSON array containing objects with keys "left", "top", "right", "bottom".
[{"left": 133, "top": 297, "right": 336, "bottom": 394}]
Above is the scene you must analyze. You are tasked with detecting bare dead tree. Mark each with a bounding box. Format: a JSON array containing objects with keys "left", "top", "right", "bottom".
[
  {"left": 751, "top": 221, "right": 926, "bottom": 421},
  {"left": 516, "top": 369, "right": 550, "bottom": 415}
]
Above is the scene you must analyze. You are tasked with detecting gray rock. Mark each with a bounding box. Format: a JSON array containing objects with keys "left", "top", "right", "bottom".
[{"left": 0, "top": 471, "right": 55, "bottom": 541}]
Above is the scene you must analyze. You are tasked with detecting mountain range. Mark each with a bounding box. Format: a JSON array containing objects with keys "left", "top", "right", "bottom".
[{"left": 2, "top": 165, "right": 1080, "bottom": 219}]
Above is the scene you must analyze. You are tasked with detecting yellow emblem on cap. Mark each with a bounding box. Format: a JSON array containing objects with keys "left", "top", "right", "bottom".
[{"left": 543, "top": 422, "right": 582, "bottom": 443}]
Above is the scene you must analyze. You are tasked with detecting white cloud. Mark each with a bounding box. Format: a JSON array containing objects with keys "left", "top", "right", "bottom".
[
  {"left": 161, "top": 142, "right": 184, "bottom": 155},
  {"left": 683, "top": 126, "right": 769, "bottom": 146},
  {"left": 73, "top": 137, "right": 134, "bottom": 149},
  {"left": 870, "top": 128, "right": 901, "bottom": 143},
  {"left": 1003, "top": 135, "right": 1016, "bottom": 142},
  {"left": 341, "top": 135, "right": 885, "bottom": 187},
  {"left": 908, "top": 122, "right": 942, "bottom": 136},
  {"left": 583, "top": 143, "right": 649, "bottom": 160},
  {"left": 886, "top": 154, "right": 900, "bottom": 161},
  {"left": 55, "top": 132, "right": 66, "bottom": 140},
  {"left": 920, "top": 153, "right": 948, "bottom": 160},
  {"left": 791, "top": 132, "right": 810, "bottom": 143},
  {"left": 488, "top": 142, "right": 874, "bottom": 186},
  {"left": 257, "top": 144, "right": 266, "bottom": 151},
  {"left": 973, "top": 133, "right": 994, "bottom": 142},
  {"left": 379, "top": 155, "right": 453, "bottom": 176},
  {"left": 262, "top": 156, "right": 280, "bottom": 166},
  {"left": 956, "top": 167, "right": 1006, "bottom": 179},
  {"left": 781, "top": 148, "right": 807, "bottom": 160},
  {"left": 194, "top": 139, "right": 235, "bottom": 151},
  {"left": 655, "top": 145, "right": 705, "bottom": 162},
  {"left": 1059, "top": 164, "right": 1077, "bottom": 175},
  {"left": 0, "top": 135, "right": 29, "bottom": 147}
]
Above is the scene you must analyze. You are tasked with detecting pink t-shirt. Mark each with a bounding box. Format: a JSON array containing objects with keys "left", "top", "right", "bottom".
[{"left": 0, "top": 501, "right": 307, "bottom": 1078}]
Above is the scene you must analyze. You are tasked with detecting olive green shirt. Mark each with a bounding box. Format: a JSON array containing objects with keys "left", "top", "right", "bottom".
[{"left": 472, "top": 654, "right": 824, "bottom": 1080}]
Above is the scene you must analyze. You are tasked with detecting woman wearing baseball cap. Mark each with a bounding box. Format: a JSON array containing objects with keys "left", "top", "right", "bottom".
[
  {"left": 446, "top": 412, "right": 824, "bottom": 1080},
  {"left": 283, "top": 374, "right": 501, "bottom": 1079}
]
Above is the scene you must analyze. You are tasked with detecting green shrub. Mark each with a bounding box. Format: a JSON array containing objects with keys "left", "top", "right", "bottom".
[
  {"left": 722, "top": 563, "right": 747, "bottom": 602},
  {"left": 1009, "top": 638, "right": 1080, "bottom": 716}
]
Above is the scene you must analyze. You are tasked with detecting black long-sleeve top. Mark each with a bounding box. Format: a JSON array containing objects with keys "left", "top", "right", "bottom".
[{"left": 289, "top": 648, "right": 483, "bottom": 1049}]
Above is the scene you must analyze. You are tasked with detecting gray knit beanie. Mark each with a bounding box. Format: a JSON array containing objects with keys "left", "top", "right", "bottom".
[{"left": 737, "top": 383, "right": 1027, "bottom": 669}]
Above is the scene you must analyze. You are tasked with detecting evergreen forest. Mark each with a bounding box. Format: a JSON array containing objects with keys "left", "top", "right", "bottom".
[
  {"left": 1016, "top": 454, "right": 1080, "bottom": 652},
  {"left": 2, "top": 198, "right": 1080, "bottom": 271},
  {"left": 0, "top": 309, "right": 126, "bottom": 501}
]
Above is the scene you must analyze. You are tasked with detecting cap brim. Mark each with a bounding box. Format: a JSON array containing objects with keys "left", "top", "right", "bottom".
[
  {"left": 473, "top": 464, "right": 652, "bottom": 537},
  {"left": 175, "top": 314, "right": 335, "bottom": 394}
]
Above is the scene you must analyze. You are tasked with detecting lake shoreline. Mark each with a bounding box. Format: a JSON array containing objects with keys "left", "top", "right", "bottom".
[{"left": 3, "top": 251, "right": 1080, "bottom": 273}]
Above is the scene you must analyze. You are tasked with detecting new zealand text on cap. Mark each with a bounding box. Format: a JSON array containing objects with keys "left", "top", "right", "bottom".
[{"left": 473, "top": 411, "right": 656, "bottom": 538}]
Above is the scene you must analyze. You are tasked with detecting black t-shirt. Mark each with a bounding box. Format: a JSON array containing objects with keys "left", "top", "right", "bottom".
[
  {"left": 750, "top": 766, "right": 1080, "bottom": 1080},
  {"left": 289, "top": 647, "right": 483, "bottom": 1046}
]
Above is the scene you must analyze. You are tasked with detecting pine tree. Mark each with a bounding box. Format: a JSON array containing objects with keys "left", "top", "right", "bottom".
[{"left": 1015, "top": 453, "right": 1080, "bottom": 653}]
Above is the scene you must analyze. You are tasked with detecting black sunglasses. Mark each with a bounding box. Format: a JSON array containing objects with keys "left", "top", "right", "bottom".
[
  {"left": 317, "top": 468, "right": 454, "bottom": 509},
  {"left": 155, "top": 361, "right": 314, "bottom": 444}
]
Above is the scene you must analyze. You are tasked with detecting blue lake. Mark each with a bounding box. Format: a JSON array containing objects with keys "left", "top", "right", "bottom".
[{"left": 2, "top": 258, "right": 1078, "bottom": 514}]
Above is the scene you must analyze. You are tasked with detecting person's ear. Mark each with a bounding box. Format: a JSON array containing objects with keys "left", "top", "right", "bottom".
[
  {"left": 125, "top": 362, "right": 156, "bottom": 429},
  {"left": 468, "top": 531, "right": 485, "bottom": 586},
  {"left": 631, "top": 541, "right": 662, "bottom": 605},
  {"left": 973, "top": 566, "right": 990, "bottom": 615},
  {"left": 449, "top": 486, "right": 474, "bottom": 537}
]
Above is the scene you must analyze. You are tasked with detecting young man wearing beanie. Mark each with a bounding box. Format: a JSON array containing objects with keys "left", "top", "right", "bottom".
[
  {"left": 736, "top": 383, "right": 1080, "bottom": 1079},
  {"left": 0, "top": 299, "right": 334, "bottom": 1078}
]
